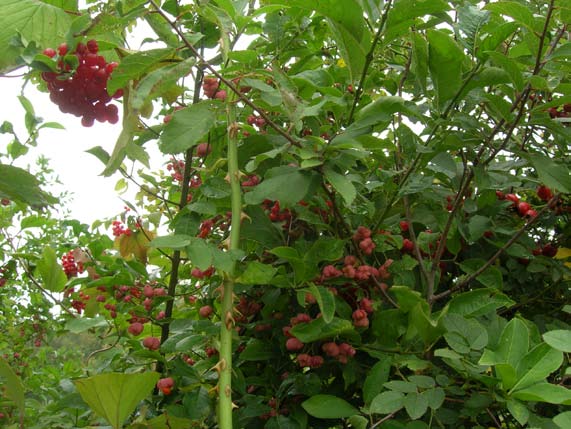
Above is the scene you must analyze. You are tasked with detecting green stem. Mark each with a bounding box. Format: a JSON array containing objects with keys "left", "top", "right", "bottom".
[{"left": 218, "top": 92, "right": 241, "bottom": 429}]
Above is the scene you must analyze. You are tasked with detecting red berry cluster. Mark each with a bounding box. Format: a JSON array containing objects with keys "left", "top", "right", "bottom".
[
  {"left": 320, "top": 255, "right": 392, "bottom": 283},
  {"left": 143, "top": 336, "right": 160, "bottom": 351},
  {"left": 202, "top": 76, "right": 227, "bottom": 100},
  {"left": 166, "top": 158, "right": 185, "bottom": 182},
  {"left": 41, "top": 40, "right": 122, "bottom": 127},
  {"left": 157, "top": 377, "right": 175, "bottom": 395},
  {"left": 497, "top": 192, "right": 538, "bottom": 218},
  {"left": 547, "top": 103, "right": 571, "bottom": 120},
  {"left": 353, "top": 226, "right": 376, "bottom": 255},
  {"left": 112, "top": 220, "right": 132, "bottom": 237},
  {"left": 61, "top": 250, "right": 83, "bottom": 278},
  {"left": 191, "top": 266, "right": 215, "bottom": 279},
  {"left": 263, "top": 200, "right": 292, "bottom": 223},
  {"left": 241, "top": 174, "right": 260, "bottom": 187},
  {"left": 321, "top": 342, "right": 356, "bottom": 364},
  {"left": 246, "top": 114, "right": 266, "bottom": 129}
]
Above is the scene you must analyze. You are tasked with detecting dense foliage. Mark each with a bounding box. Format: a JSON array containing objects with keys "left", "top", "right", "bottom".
[{"left": 1, "top": 0, "right": 571, "bottom": 428}]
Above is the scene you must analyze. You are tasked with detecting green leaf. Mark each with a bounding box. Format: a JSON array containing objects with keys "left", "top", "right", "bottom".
[
  {"left": 149, "top": 234, "right": 192, "bottom": 249},
  {"left": 74, "top": 372, "right": 160, "bottom": 429},
  {"left": 484, "top": 2, "right": 537, "bottom": 32},
  {"left": 404, "top": 392, "right": 429, "bottom": 420},
  {"left": 307, "top": 285, "right": 336, "bottom": 323},
  {"left": 244, "top": 167, "right": 317, "bottom": 207},
  {"left": 385, "top": 0, "right": 451, "bottom": 42},
  {"left": 457, "top": 4, "right": 490, "bottom": 56},
  {"left": 302, "top": 394, "right": 359, "bottom": 419},
  {"left": 324, "top": 166, "right": 356, "bottom": 205},
  {"left": 512, "top": 382, "right": 571, "bottom": 405},
  {"left": 447, "top": 288, "right": 514, "bottom": 317},
  {"left": 369, "top": 391, "right": 405, "bottom": 415},
  {"left": 290, "top": 317, "right": 355, "bottom": 343},
  {"left": 496, "top": 318, "right": 529, "bottom": 368},
  {"left": 428, "top": 29, "right": 464, "bottom": 111},
  {"left": 459, "top": 259, "right": 503, "bottom": 289},
  {"left": 65, "top": 316, "right": 107, "bottom": 334},
  {"left": 543, "top": 330, "right": 571, "bottom": 353},
  {"left": 506, "top": 399, "right": 529, "bottom": 426},
  {"left": 0, "top": 357, "right": 25, "bottom": 422},
  {"left": 528, "top": 154, "right": 571, "bottom": 193},
  {"left": 0, "top": 0, "right": 71, "bottom": 72},
  {"left": 132, "top": 57, "right": 195, "bottom": 110},
  {"left": 554, "top": 412, "right": 571, "bottom": 429},
  {"left": 485, "top": 51, "right": 524, "bottom": 91},
  {"left": 36, "top": 246, "right": 67, "bottom": 292},
  {"left": 240, "top": 339, "right": 278, "bottom": 361},
  {"left": 510, "top": 343, "right": 563, "bottom": 391},
  {"left": 427, "top": 152, "right": 457, "bottom": 179},
  {"left": 102, "top": 109, "right": 139, "bottom": 176},
  {"left": 236, "top": 261, "right": 277, "bottom": 284},
  {"left": 304, "top": 237, "right": 345, "bottom": 264},
  {"left": 0, "top": 163, "right": 57, "bottom": 207},
  {"left": 363, "top": 357, "right": 392, "bottom": 405},
  {"left": 107, "top": 48, "right": 177, "bottom": 95},
  {"left": 160, "top": 101, "right": 218, "bottom": 154}
]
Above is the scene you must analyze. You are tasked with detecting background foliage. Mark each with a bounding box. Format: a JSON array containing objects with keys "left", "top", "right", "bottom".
[{"left": 0, "top": 0, "right": 571, "bottom": 428}]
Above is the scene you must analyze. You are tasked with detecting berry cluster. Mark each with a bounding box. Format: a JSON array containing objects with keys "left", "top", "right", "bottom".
[
  {"left": 547, "top": 103, "right": 571, "bottom": 120},
  {"left": 41, "top": 40, "right": 122, "bottom": 127},
  {"left": 157, "top": 377, "right": 175, "bottom": 395},
  {"left": 112, "top": 220, "right": 132, "bottom": 237},
  {"left": 61, "top": 250, "right": 84, "bottom": 278},
  {"left": 353, "top": 226, "right": 376, "bottom": 255},
  {"left": 202, "top": 77, "right": 227, "bottom": 101},
  {"left": 262, "top": 200, "right": 292, "bottom": 223}
]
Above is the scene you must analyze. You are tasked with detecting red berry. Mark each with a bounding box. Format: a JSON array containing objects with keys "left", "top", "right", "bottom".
[
  {"left": 542, "top": 244, "right": 558, "bottom": 258},
  {"left": 536, "top": 185, "right": 553, "bottom": 202},
  {"left": 43, "top": 48, "right": 56, "bottom": 58},
  {"left": 505, "top": 193, "right": 519, "bottom": 205},
  {"left": 285, "top": 337, "right": 304, "bottom": 351},
  {"left": 128, "top": 322, "right": 144, "bottom": 336},
  {"left": 142, "top": 336, "right": 160, "bottom": 351},
  {"left": 157, "top": 377, "right": 174, "bottom": 395},
  {"left": 199, "top": 305, "right": 213, "bottom": 318},
  {"left": 399, "top": 221, "right": 409, "bottom": 232},
  {"left": 57, "top": 43, "right": 68, "bottom": 56},
  {"left": 517, "top": 202, "right": 532, "bottom": 216},
  {"left": 86, "top": 39, "right": 99, "bottom": 54},
  {"left": 196, "top": 142, "right": 212, "bottom": 158},
  {"left": 401, "top": 238, "right": 414, "bottom": 253}
]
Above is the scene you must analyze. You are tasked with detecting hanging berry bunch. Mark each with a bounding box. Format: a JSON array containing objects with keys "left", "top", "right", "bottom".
[{"left": 40, "top": 40, "right": 123, "bottom": 127}]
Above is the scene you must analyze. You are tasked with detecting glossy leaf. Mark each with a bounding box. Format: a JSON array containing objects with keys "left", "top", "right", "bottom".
[
  {"left": 36, "top": 246, "right": 67, "bottom": 293},
  {"left": 428, "top": 29, "right": 464, "bottom": 111},
  {"left": 543, "top": 330, "right": 571, "bottom": 353}
]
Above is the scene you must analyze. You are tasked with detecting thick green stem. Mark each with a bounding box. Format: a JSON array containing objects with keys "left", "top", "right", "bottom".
[{"left": 218, "top": 93, "right": 241, "bottom": 429}]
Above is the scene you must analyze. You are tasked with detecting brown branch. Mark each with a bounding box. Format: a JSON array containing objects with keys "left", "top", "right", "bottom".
[{"left": 431, "top": 194, "right": 559, "bottom": 303}]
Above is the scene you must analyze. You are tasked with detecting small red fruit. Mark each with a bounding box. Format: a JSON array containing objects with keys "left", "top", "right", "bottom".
[
  {"left": 517, "top": 202, "right": 532, "bottom": 216},
  {"left": 196, "top": 142, "right": 212, "bottom": 158},
  {"left": 128, "top": 322, "right": 144, "bottom": 336},
  {"left": 536, "top": 185, "right": 553, "bottom": 202},
  {"left": 285, "top": 337, "right": 304, "bottom": 351},
  {"left": 142, "top": 336, "right": 160, "bottom": 351},
  {"left": 542, "top": 244, "right": 558, "bottom": 258},
  {"left": 399, "top": 221, "right": 409, "bottom": 232},
  {"left": 199, "top": 305, "right": 213, "bottom": 318},
  {"left": 157, "top": 377, "right": 174, "bottom": 395},
  {"left": 401, "top": 238, "right": 414, "bottom": 253},
  {"left": 505, "top": 193, "right": 519, "bottom": 205}
]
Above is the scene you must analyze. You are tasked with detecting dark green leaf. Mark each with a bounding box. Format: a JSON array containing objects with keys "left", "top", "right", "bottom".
[
  {"left": 404, "top": 392, "right": 429, "bottom": 420},
  {"left": 428, "top": 29, "right": 464, "bottom": 111},
  {"left": 290, "top": 317, "right": 355, "bottom": 343},
  {"left": 244, "top": 167, "right": 317, "bottom": 207},
  {"left": 528, "top": 154, "right": 571, "bottom": 193},
  {"left": 369, "top": 391, "right": 405, "bottom": 415},
  {"left": 363, "top": 357, "right": 392, "bottom": 405},
  {"left": 0, "top": 163, "right": 57, "bottom": 207},
  {"left": 0, "top": 357, "right": 25, "bottom": 422},
  {"left": 160, "top": 101, "right": 218, "bottom": 154},
  {"left": 302, "top": 394, "right": 359, "bottom": 419}
]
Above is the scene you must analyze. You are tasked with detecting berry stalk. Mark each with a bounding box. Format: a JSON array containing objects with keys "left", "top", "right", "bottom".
[{"left": 218, "top": 91, "right": 240, "bottom": 429}]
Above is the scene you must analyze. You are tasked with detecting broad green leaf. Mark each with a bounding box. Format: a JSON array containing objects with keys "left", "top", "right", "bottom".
[
  {"left": 363, "top": 357, "right": 392, "bottom": 405},
  {"left": 0, "top": 0, "right": 71, "bottom": 72},
  {"left": 36, "top": 246, "right": 67, "bottom": 292},
  {"left": 149, "top": 234, "right": 192, "bottom": 249},
  {"left": 443, "top": 313, "right": 488, "bottom": 353},
  {"left": 236, "top": 261, "right": 277, "bottom": 284},
  {"left": 549, "top": 42, "right": 571, "bottom": 60},
  {"left": 404, "top": 392, "right": 429, "bottom": 420},
  {"left": 384, "top": 381, "right": 418, "bottom": 393},
  {"left": 240, "top": 339, "right": 278, "bottom": 361},
  {"left": 428, "top": 29, "right": 464, "bottom": 111},
  {"left": 74, "top": 372, "right": 160, "bottom": 429},
  {"left": 543, "top": 330, "right": 571, "bottom": 353},
  {"left": 484, "top": 2, "right": 538, "bottom": 32},
  {"left": 290, "top": 317, "right": 355, "bottom": 343},
  {"left": 302, "top": 394, "right": 359, "bottom": 419},
  {"left": 554, "top": 412, "right": 571, "bottom": 429},
  {"left": 183, "top": 387, "right": 212, "bottom": 420},
  {"left": 0, "top": 357, "right": 25, "bottom": 422},
  {"left": 459, "top": 259, "right": 503, "bottom": 289},
  {"left": 425, "top": 387, "right": 445, "bottom": 410},
  {"left": 411, "top": 32, "right": 428, "bottom": 92},
  {"left": 369, "top": 391, "right": 405, "bottom": 415},
  {"left": 102, "top": 108, "right": 139, "bottom": 176},
  {"left": 496, "top": 318, "right": 529, "bottom": 368},
  {"left": 347, "top": 415, "right": 368, "bottom": 429},
  {"left": 244, "top": 167, "right": 317, "bottom": 207},
  {"left": 486, "top": 51, "right": 524, "bottom": 91},
  {"left": 390, "top": 286, "right": 424, "bottom": 313},
  {"left": 107, "top": 48, "right": 177, "bottom": 94},
  {"left": 132, "top": 57, "right": 196, "bottom": 110},
  {"left": 385, "top": 0, "right": 451, "bottom": 42},
  {"left": 528, "top": 154, "right": 571, "bottom": 194},
  {"left": 65, "top": 316, "right": 107, "bottom": 334},
  {"left": 268, "top": 0, "right": 369, "bottom": 81},
  {"left": 324, "top": 166, "right": 356, "bottom": 205},
  {"left": 510, "top": 343, "right": 563, "bottom": 391},
  {"left": 507, "top": 399, "right": 529, "bottom": 426},
  {"left": 304, "top": 237, "right": 345, "bottom": 264},
  {"left": 447, "top": 289, "right": 514, "bottom": 318},
  {"left": 512, "top": 382, "right": 571, "bottom": 405},
  {"left": 457, "top": 4, "right": 490, "bottom": 56},
  {"left": 307, "top": 285, "right": 336, "bottom": 323},
  {"left": 0, "top": 163, "right": 57, "bottom": 207},
  {"left": 133, "top": 413, "right": 196, "bottom": 429},
  {"left": 160, "top": 101, "right": 218, "bottom": 154},
  {"left": 427, "top": 152, "right": 457, "bottom": 179},
  {"left": 467, "top": 215, "right": 492, "bottom": 242}
]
